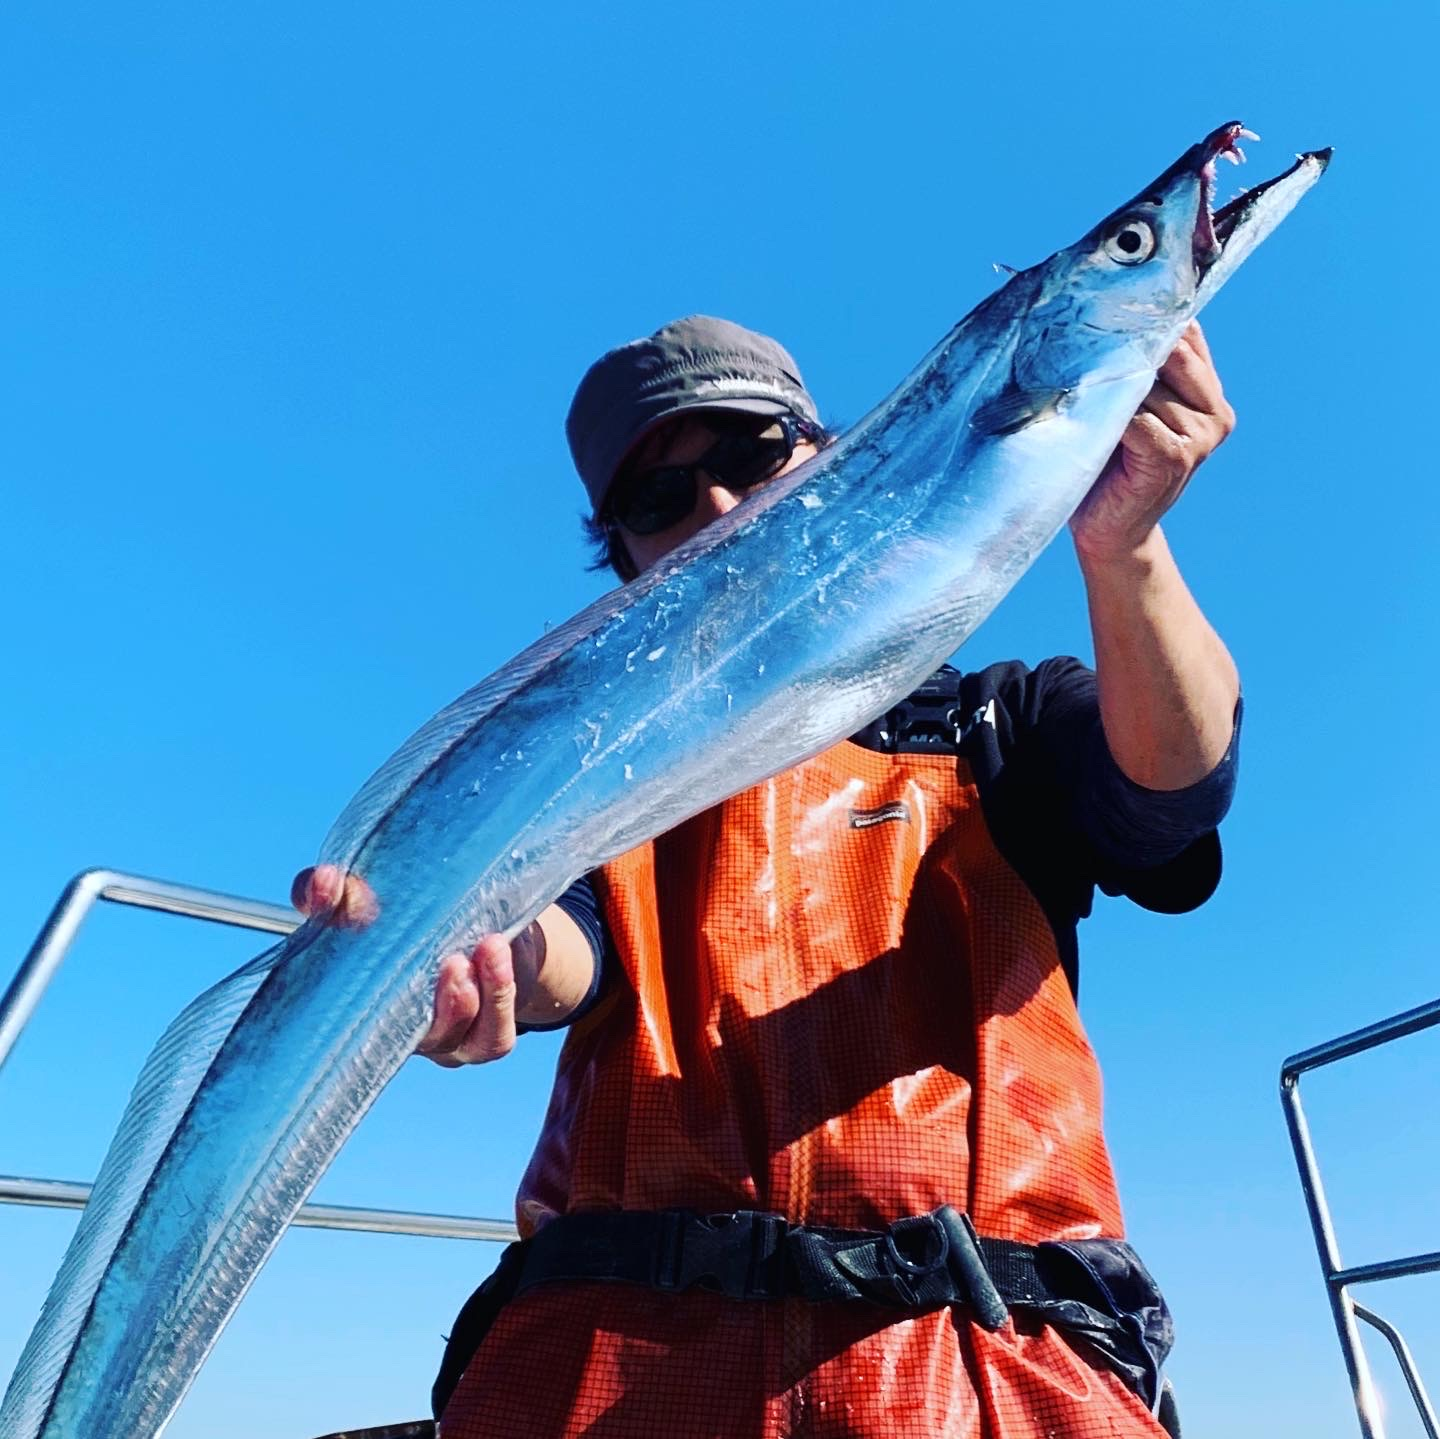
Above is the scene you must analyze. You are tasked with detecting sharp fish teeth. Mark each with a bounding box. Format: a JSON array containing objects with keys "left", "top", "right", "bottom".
[
  {"left": 1239, "top": 127, "right": 1261, "bottom": 142},
  {"left": 1221, "top": 148, "right": 1243, "bottom": 165}
]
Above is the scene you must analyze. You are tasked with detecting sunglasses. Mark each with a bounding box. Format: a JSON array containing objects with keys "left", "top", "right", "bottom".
[{"left": 605, "top": 412, "right": 819, "bottom": 537}]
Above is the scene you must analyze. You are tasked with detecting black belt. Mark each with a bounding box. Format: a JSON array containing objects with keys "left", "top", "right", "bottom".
[
  {"left": 432, "top": 1207, "right": 1177, "bottom": 1429},
  {"left": 513, "top": 1205, "right": 1063, "bottom": 1331}
]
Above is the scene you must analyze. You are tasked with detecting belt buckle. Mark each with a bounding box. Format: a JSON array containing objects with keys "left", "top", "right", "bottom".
[
  {"left": 653, "top": 1209, "right": 788, "bottom": 1301},
  {"left": 743, "top": 1212, "right": 788, "bottom": 1300}
]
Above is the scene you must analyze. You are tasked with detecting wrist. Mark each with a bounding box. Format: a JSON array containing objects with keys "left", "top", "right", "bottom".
[
  {"left": 509, "top": 920, "right": 549, "bottom": 1018},
  {"left": 1074, "top": 523, "right": 1170, "bottom": 585},
  {"left": 512, "top": 911, "right": 598, "bottom": 1027}
]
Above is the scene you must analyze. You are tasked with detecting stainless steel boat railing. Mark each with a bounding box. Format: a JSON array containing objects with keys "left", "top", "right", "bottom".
[
  {"left": 1282, "top": 997, "right": 1440, "bottom": 1439},
  {"left": 0, "top": 867, "right": 520, "bottom": 1244}
]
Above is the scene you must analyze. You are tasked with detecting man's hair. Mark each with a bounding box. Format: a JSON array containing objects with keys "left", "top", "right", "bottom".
[{"left": 581, "top": 419, "right": 837, "bottom": 583}]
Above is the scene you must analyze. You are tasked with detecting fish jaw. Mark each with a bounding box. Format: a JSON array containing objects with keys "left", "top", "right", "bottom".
[
  {"left": 1197, "top": 143, "right": 1331, "bottom": 305},
  {"left": 1128, "top": 119, "right": 1331, "bottom": 306},
  {"left": 1110, "top": 120, "right": 1259, "bottom": 279},
  {"left": 1009, "top": 123, "right": 1329, "bottom": 398}
]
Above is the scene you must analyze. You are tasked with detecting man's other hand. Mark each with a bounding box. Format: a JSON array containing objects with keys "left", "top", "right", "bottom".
[{"left": 290, "top": 863, "right": 380, "bottom": 928}]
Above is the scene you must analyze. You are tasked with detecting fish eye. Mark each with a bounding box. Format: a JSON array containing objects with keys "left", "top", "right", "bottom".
[{"left": 1103, "top": 218, "right": 1157, "bottom": 266}]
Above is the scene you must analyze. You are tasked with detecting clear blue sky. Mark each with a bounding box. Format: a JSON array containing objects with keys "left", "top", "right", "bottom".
[{"left": 2, "top": 5, "right": 1436, "bottom": 1436}]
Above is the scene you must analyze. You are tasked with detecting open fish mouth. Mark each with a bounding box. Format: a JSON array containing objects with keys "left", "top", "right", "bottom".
[{"left": 1193, "top": 121, "right": 1333, "bottom": 279}]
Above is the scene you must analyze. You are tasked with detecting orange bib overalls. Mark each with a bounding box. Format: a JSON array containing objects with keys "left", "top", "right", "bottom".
[{"left": 439, "top": 738, "right": 1168, "bottom": 1438}]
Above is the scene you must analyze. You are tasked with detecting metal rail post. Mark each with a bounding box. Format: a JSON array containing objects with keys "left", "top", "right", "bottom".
[{"left": 1282, "top": 995, "right": 1440, "bottom": 1439}]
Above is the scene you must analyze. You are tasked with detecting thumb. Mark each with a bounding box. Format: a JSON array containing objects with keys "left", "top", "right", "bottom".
[{"left": 450, "top": 935, "right": 518, "bottom": 1065}]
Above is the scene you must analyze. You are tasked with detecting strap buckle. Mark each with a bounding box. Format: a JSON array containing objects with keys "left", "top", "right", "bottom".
[{"left": 652, "top": 1210, "right": 789, "bottom": 1301}]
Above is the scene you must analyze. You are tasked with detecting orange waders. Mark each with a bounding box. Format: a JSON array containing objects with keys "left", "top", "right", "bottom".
[{"left": 439, "top": 739, "right": 1171, "bottom": 1438}]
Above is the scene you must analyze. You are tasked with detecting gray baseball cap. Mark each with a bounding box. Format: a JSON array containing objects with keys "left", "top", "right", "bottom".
[{"left": 566, "top": 315, "right": 821, "bottom": 513}]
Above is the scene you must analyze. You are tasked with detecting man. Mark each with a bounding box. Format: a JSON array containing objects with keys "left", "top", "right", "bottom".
[{"left": 299, "top": 315, "right": 1238, "bottom": 1437}]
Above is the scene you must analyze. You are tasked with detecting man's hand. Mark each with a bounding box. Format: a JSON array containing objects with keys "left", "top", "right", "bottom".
[
  {"left": 415, "top": 936, "right": 518, "bottom": 1068},
  {"left": 290, "top": 862, "right": 517, "bottom": 1067},
  {"left": 1063, "top": 321, "right": 1241, "bottom": 790},
  {"left": 1070, "top": 321, "right": 1235, "bottom": 565}
]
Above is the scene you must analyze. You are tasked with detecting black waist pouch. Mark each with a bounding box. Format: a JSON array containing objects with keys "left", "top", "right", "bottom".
[{"left": 1030, "top": 1237, "right": 1176, "bottom": 1424}]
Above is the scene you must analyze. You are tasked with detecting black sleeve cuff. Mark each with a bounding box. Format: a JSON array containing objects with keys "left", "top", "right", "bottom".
[
  {"left": 514, "top": 874, "right": 610, "bottom": 1034},
  {"left": 1085, "top": 699, "right": 1242, "bottom": 913}
]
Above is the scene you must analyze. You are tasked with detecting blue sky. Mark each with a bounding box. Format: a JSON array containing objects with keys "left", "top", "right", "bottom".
[{"left": 2, "top": 4, "right": 1437, "bottom": 1436}]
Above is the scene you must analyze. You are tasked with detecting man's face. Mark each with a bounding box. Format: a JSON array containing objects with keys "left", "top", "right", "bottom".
[{"left": 614, "top": 413, "right": 819, "bottom": 576}]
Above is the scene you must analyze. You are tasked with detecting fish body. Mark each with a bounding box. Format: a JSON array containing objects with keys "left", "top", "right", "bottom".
[{"left": 3, "top": 124, "right": 1327, "bottom": 1437}]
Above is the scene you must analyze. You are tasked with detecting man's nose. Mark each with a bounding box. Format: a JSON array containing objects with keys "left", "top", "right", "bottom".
[{"left": 697, "top": 480, "right": 743, "bottom": 518}]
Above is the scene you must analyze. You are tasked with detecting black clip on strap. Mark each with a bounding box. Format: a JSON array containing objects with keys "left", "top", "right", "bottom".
[
  {"left": 935, "top": 1206, "right": 1008, "bottom": 1331},
  {"left": 827, "top": 1206, "right": 1009, "bottom": 1330}
]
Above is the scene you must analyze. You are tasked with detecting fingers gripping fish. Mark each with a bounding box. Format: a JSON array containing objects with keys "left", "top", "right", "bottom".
[{"left": 2, "top": 123, "right": 1328, "bottom": 1438}]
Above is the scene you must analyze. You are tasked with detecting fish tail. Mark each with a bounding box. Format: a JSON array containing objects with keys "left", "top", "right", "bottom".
[{"left": 0, "top": 936, "right": 297, "bottom": 1437}]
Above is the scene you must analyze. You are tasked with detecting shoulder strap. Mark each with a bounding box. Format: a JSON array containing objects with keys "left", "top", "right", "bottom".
[{"left": 848, "top": 665, "right": 965, "bottom": 755}]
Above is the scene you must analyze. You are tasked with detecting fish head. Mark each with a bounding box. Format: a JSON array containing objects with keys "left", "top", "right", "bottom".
[{"left": 1012, "top": 122, "right": 1330, "bottom": 396}]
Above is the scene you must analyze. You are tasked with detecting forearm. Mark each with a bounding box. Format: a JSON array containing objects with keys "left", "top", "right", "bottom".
[
  {"left": 1078, "top": 526, "right": 1239, "bottom": 791},
  {"left": 512, "top": 904, "right": 598, "bottom": 1027}
]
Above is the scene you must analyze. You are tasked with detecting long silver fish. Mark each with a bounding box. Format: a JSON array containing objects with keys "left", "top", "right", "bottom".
[{"left": 4, "top": 122, "right": 1327, "bottom": 1437}]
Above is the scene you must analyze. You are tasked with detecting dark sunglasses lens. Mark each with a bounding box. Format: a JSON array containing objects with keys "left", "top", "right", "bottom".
[
  {"left": 705, "top": 423, "right": 793, "bottom": 490},
  {"left": 611, "top": 466, "right": 696, "bottom": 536},
  {"left": 609, "top": 416, "right": 807, "bottom": 537}
]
